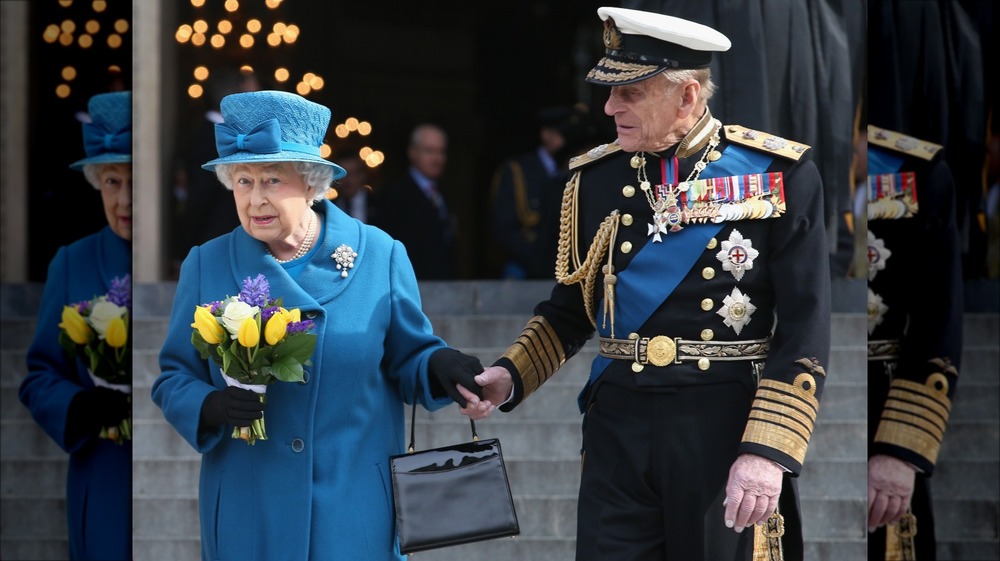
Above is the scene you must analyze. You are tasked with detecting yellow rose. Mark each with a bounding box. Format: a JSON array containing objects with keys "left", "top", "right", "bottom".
[
  {"left": 237, "top": 317, "right": 260, "bottom": 348},
  {"left": 264, "top": 313, "right": 289, "bottom": 346},
  {"left": 191, "top": 306, "right": 225, "bottom": 345},
  {"left": 104, "top": 317, "right": 128, "bottom": 348},
  {"left": 60, "top": 306, "right": 93, "bottom": 345}
]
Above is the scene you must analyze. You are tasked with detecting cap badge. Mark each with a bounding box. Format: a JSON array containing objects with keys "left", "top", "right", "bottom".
[{"left": 603, "top": 19, "right": 623, "bottom": 50}]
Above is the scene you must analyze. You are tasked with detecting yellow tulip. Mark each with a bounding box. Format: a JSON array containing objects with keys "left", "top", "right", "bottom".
[
  {"left": 289, "top": 308, "right": 301, "bottom": 322},
  {"left": 104, "top": 317, "right": 128, "bottom": 348},
  {"left": 237, "top": 317, "right": 260, "bottom": 348},
  {"left": 264, "top": 313, "right": 288, "bottom": 346},
  {"left": 191, "top": 306, "right": 225, "bottom": 345},
  {"left": 60, "top": 306, "right": 93, "bottom": 345}
]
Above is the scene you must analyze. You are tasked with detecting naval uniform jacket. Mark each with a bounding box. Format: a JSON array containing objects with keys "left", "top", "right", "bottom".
[
  {"left": 866, "top": 126, "right": 963, "bottom": 559},
  {"left": 495, "top": 111, "right": 831, "bottom": 476},
  {"left": 19, "top": 226, "right": 131, "bottom": 561},
  {"left": 153, "top": 200, "right": 453, "bottom": 561}
]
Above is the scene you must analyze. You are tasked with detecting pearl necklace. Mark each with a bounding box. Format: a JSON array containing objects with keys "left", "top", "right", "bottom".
[{"left": 267, "top": 210, "right": 317, "bottom": 264}]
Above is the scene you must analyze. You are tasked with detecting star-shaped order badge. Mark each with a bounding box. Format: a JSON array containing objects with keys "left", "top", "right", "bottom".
[
  {"left": 867, "top": 288, "right": 889, "bottom": 335},
  {"left": 716, "top": 229, "right": 759, "bottom": 281},
  {"left": 866, "top": 231, "right": 892, "bottom": 281},
  {"left": 717, "top": 287, "right": 756, "bottom": 335}
]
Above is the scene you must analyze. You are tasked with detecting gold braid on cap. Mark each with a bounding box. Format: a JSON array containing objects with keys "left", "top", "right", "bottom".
[{"left": 554, "top": 170, "right": 619, "bottom": 328}]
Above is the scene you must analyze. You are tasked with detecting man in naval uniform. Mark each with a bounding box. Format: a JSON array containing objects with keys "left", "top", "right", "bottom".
[
  {"left": 455, "top": 7, "right": 830, "bottom": 561},
  {"left": 865, "top": 125, "right": 963, "bottom": 561}
]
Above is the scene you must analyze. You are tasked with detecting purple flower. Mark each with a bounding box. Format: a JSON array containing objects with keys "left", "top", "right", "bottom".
[
  {"left": 74, "top": 301, "right": 91, "bottom": 314},
  {"left": 239, "top": 274, "right": 270, "bottom": 309},
  {"left": 286, "top": 320, "right": 315, "bottom": 335},
  {"left": 261, "top": 306, "right": 280, "bottom": 323},
  {"left": 107, "top": 275, "right": 132, "bottom": 308}
]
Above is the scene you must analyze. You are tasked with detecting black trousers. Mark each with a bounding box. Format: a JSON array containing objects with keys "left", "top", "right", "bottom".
[{"left": 576, "top": 381, "right": 803, "bottom": 561}]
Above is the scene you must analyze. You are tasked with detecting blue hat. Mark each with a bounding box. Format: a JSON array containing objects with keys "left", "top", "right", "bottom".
[
  {"left": 202, "top": 90, "right": 346, "bottom": 179},
  {"left": 69, "top": 91, "right": 132, "bottom": 171}
]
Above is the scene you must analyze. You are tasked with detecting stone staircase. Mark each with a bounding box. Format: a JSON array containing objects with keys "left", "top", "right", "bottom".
[{"left": 1, "top": 280, "right": 996, "bottom": 561}]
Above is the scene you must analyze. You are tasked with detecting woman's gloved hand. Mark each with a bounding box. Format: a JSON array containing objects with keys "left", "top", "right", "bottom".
[
  {"left": 200, "top": 386, "right": 265, "bottom": 429},
  {"left": 428, "top": 347, "right": 485, "bottom": 407}
]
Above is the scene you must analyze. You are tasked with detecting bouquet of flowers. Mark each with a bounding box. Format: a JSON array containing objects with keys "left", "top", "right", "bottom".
[
  {"left": 58, "top": 274, "right": 132, "bottom": 444},
  {"left": 190, "top": 273, "right": 317, "bottom": 445}
]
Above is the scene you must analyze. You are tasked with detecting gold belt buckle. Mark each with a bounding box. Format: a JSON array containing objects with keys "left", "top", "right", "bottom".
[{"left": 645, "top": 336, "right": 676, "bottom": 366}]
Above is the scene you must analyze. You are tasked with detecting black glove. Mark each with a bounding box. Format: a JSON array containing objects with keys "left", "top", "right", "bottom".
[
  {"left": 200, "top": 386, "right": 265, "bottom": 429},
  {"left": 66, "top": 386, "right": 130, "bottom": 439},
  {"left": 428, "top": 347, "right": 485, "bottom": 407}
]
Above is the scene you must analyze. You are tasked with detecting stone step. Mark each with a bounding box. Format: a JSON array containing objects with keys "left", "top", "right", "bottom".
[
  {"left": 932, "top": 498, "right": 1000, "bottom": 542},
  {"left": 1, "top": 459, "right": 68, "bottom": 498},
  {"left": 0, "top": 498, "right": 67, "bottom": 538},
  {"left": 126, "top": 416, "right": 868, "bottom": 463},
  {"left": 936, "top": 540, "right": 1000, "bottom": 561},
  {"left": 0, "top": 538, "right": 69, "bottom": 561},
  {"left": 130, "top": 494, "right": 865, "bottom": 541},
  {"left": 934, "top": 460, "right": 1000, "bottom": 499},
  {"left": 130, "top": 455, "right": 866, "bottom": 503}
]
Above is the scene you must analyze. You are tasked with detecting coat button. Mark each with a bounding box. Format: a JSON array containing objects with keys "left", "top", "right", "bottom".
[
  {"left": 291, "top": 438, "right": 305, "bottom": 452},
  {"left": 621, "top": 241, "right": 633, "bottom": 254},
  {"left": 305, "top": 311, "right": 319, "bottom": 319},
  {"left": 622, "top": 185, "right": 635, "bottom": 197},
  {"left": 621, "top": 214, "right": 634, "bottom": 226},
  {"left": 701, "top": 329, "right": 714, "bottom": 341},
  {"left": 700, "top": 298, "right": 714, "bottom": 311},
  {"left": 702, "top": 267, "right": 716, "bottom": 280},
  {"left": 698, "top": 358, "right": 711, "bottom": 371},
  {"left": 706, "top": 237, "right": 718, "bottom": 250}
]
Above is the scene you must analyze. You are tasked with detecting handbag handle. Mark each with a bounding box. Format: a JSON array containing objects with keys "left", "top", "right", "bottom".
[{"left": 408, "top": 381, "right": 478, "bottom": 453}]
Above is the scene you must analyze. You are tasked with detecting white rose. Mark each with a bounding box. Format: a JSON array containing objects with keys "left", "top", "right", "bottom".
[
  {"left": 89, "top": 298, "right": 127, "bottom": 338},
  {"left": 221, "top": 301, "right": 260, "bottom": 339}
]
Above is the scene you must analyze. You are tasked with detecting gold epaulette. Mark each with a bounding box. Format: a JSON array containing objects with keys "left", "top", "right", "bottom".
[
  {"left": 868, "top": 126, "right": 942, "bottom": 161},
  {"left": 723, "top": 125, "right": 810, "bottom": 161},
  {"left": 568, "top": 141, "right": 622, "bottom": 170}
]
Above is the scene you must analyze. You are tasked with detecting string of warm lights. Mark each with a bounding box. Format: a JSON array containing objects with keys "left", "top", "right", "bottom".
[
  {"left": 175, "top": 0, "right": 383, "bottom": 168},
  {"left": 41, "top": 0, "right": 129, "bottom": 99}
]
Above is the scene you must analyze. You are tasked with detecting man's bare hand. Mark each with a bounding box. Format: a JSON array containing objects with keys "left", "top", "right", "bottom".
[
  {"left": 456, "top": 366, "right": 514, "bottom": 420},
  {"left": 867, "top": 454, "right": 916, "bottom": 532},
  {"left": 723, "top": 453, "right": 784, "bottom": 532}
]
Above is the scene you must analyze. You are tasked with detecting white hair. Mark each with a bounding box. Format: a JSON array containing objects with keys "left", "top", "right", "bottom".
[
  {"left": 214, "top": 161, "right": 335, "bottom": 202},
  {"left": 660, "top": 68, "right": 717, "bottom": 105}
]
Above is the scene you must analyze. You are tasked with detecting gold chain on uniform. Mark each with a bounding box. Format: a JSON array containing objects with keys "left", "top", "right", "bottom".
[{"left": 634, "top": 119, "right": 721, "bottom": 218}]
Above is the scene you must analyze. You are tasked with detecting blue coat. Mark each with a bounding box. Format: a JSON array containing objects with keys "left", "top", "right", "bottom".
[
  {"left": 153, "top": 200, "right": 453, "bottom": 561},
  {"left": 19, "top": 225, "right": 132, "bottom": 561}
]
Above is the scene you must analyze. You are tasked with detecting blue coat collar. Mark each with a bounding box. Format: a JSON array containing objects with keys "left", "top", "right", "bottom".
[{"left": 229, "top": 200, "right": 365, "bottom": 310}]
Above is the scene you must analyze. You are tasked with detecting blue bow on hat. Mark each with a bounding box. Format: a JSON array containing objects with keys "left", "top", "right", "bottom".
[
  {"left": 201, "top": 90, "right": 345, "bottom": 179},
  {"left": 215, "top": 118, "right": 283, "bottom": 157},
  {"left": 69, "top": 90, "right": 132, "bottom": 171},
  {"left": 82, "top": 122, "right": 132, "bottom": 158}
]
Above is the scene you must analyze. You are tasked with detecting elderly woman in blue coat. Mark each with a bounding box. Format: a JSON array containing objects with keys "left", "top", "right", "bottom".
[
  {"left": 152, "top": 90, "right": 484, "bottom": 561},
  {"left": 19, "top": 91, "right": 132, "bottom": 561}
]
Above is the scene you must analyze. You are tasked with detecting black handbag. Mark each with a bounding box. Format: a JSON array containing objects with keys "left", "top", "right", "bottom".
[{"left": 390, "top": 387, "right": 520, "bottom": 554}]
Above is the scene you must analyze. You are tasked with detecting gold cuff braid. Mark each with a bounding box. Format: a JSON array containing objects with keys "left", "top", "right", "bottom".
[
  {"left": 874, "top": 377, "right": 953, "bottom": 466},
  {"left": 742, "top": 378, "right": 820, "bottom": 466},
  {"left": 500, "top": 316, "right": 567, "bottom": 400}
]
